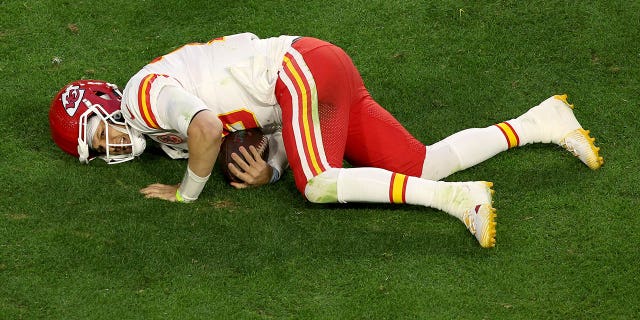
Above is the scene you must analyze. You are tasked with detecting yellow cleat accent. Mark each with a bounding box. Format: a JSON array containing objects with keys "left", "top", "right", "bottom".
[
  {"left": 463, "top": 204, "right": 497, "bottom": 248},
  {"left": 560, "top": 128, "right": 604, "bottom": 170},
  {"left": 553, "top": 93, "right": 575, "bottom": 109}
]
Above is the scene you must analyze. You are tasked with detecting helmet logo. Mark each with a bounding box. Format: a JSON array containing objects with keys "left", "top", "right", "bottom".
[{"left": 61, "top": 85, "right": 85, "bottom": 116}]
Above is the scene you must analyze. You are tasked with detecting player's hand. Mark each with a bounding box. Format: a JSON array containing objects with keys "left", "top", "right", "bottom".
[
  {"left": 228, "top": 145, "right": 272, "bottom": 189},
  {"left": 140, "top": 183, "right": 179, "bottom": 202}
]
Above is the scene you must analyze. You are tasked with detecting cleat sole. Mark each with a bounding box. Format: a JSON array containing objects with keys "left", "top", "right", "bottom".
[{"left": 561, "top": 128, "right": 604, "bottom": 170}]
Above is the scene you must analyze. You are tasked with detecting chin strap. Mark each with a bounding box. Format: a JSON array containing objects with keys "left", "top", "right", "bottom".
[{"left": 77, "top": 138, "right": 90, "bottom": 164}]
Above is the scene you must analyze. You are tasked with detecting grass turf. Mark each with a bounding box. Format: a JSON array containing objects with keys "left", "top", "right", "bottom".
[{"left": 1, "top": 0, "right": 639, "bottom": 318}]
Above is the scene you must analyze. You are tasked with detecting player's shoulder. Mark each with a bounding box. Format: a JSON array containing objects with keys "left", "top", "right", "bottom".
[
  {"left": 122, "top": 71, "right": 181, "bottom": 130},
  {"left": 123, "top": 72, "right": 180, "bottom": 101},
  {"left": 223, "top": 32, "right": 260, "bottom": 42}
]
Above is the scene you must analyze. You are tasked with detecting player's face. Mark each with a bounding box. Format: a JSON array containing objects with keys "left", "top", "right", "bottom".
[{"left": 91, "top": 120, "right": 133, "bottom": 155}]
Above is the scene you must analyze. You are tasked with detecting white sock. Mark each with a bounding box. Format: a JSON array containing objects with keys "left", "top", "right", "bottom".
[
  {"left": 421, "top": 126, "right": 510, "bottom": 181},
  {"left": 419, "top": 96, "right": 582, "bottom": 181},
  {"left": 335, "top": 167, "right": 471, "bottom": 219}
]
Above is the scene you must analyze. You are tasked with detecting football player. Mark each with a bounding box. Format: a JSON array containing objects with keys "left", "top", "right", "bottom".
[{"left": 49, "top": 33, "right": 603, "bottom": 248}]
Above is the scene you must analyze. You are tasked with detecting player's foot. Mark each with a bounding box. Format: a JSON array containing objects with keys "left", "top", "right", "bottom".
[
  {"left": 437, "top": 181, "right": 494, "bottom": 216},
  {"left": 435, "top": 181, "right": 497, "bottom": 248},
  {"left": 560, "top": 128, "right": 604, "bottom": 170},
  {"left": 463, "top": 204, "right": 497, "bottom": 248},
  {"left": 518, "top": 94, "right": 603, "bottom": 169}
]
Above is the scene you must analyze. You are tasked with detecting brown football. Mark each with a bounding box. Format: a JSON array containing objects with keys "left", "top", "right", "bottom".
[{"left": 218, "top": 128, "right": 269, "bottom": 183}]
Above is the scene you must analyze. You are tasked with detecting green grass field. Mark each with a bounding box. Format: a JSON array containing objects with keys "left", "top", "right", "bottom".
[{"left": 2, "top": 0, "right": 639, "bottom": 318}]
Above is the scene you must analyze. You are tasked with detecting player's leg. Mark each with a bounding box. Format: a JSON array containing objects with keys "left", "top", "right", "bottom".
[
  {"left": 509, "top": 94, "right": 603, "bottom": 169},
  {"left": 420, "top": 95, "right": 604, "bottom": 180},
  {"left": 276, "top": 38, "right": 496, "bottom": 247},
  {"left": 276, "top": 38, "right": 349, "bottom": 193},
  {"left": 343, "top": 93, "right": 426, "bottom": 177}
]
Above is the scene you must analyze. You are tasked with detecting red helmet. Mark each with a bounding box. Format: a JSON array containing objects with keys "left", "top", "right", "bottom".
[{"left": 49, "top": 80, "right": 145, "bottom": 164}]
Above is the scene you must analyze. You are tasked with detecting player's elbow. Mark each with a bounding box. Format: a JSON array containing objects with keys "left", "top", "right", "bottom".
[{"left": 187, "top": 110, "right": 223, "bottom": 145}]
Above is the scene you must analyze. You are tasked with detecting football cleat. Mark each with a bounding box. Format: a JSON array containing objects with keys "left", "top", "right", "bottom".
[
  {"left": 435, "top": 181, "right": 497, "bottom": 248},
  {"left": 552, "top": 95, "right": 604, "bottom": 170},
  {"left": 560, "top": 128, "right": 604, "bottom": 170},
  {"left": 437, "top": 181, "right": 494, "bottom": 217},
  {"left": 463, "top": 203, "right": 497, "bottom": 248},
  {"left": 519, "top": 94, "right": 603, "bottom": 170}
]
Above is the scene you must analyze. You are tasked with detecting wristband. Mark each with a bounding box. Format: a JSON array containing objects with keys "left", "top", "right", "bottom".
[
  {"left": 175, "top": 189, "right": 185, "bottom": 203},
  {"left": 177, "top": 166, "right": 211, "bottom": 202}
]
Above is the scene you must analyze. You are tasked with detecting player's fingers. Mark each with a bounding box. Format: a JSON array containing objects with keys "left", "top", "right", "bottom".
[
  {"left": 238, "top": 146, "right": 257, "bottom": 165},
  {"left": 143, "top": 192, "right": 161, "bottom": 199},
  {"left": 230, "top": 181, "right": 249, "bottom": 189},
  {"left": 142, "top": 183, "right": 171, "bottom": 191},
  {"left": 141, "top": 183, "right": 162, "bottom": 189},
  {"left": 145, "top": 193, "right": 176, "bottom": 202},
  {"left": 247, "top": 145, "right": 265, "bottom": 163},
  {"left": 140, "top": 184, "right": 178, "bottom": 200},
  {"left": 228, "top": 163, "right": 253, "bottom": 182},
  {"left": 230, "top": 152, "right": 251, "bottom": 171},
  {"left": 228, "top": 162, "right": 243, "bottom": 177},
  {"left": 140, "top": 183, "right": 163, "bottom": 194},
  {"left": 231, "top": 161, "right": 266, "bottom": 186},
  {"left": 231, "top": 152, "right": 261, "bottom": 178}
]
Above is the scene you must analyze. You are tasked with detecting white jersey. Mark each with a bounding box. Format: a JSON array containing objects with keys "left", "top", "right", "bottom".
[{"left": 121, "top": 33, "right": 297, "bottom": 158}]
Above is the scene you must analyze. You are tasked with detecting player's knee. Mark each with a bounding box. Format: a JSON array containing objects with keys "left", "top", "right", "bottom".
[{"left": 304, "top": 168, "right": 341, "bottom": 203}]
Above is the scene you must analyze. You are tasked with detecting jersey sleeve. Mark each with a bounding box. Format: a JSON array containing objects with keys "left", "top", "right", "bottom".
[
  {"left": 156, "top": 85, "right": 209, "bottom": 136},
  {"left": 122, "top": 73, "right": 208, "bottom": 136},
  {"left": 265, "top": 130, "right": 288, "bottom": 182}
]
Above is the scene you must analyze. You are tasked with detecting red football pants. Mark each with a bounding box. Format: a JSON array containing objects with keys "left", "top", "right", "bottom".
[{"left": 275, "top": 37, "right": 426, "bottom": 195}]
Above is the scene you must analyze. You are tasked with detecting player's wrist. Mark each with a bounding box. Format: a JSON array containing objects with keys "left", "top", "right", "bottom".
[
  {"left": 177, "top": 166, "right": 210, "bottom": 202},
  {"left": 269, "top": 166, "right": 280, "bottom": 184}
]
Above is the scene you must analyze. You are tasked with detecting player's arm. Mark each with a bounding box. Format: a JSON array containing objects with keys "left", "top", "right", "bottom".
[
  {"left": 177, "top": 110, "right": 223, "bottom": 201},
  {"left": 186, "top": 110, "right": 223, "bottom": 177},
  {"left": 140, "top": 85, "right": 222, "bottom": 202}
]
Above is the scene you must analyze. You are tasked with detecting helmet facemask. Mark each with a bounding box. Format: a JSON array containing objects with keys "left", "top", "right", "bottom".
[{"left": 77, "top": 102, "right": 146, "bottom": 164}]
